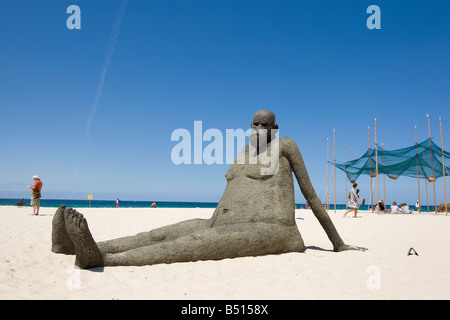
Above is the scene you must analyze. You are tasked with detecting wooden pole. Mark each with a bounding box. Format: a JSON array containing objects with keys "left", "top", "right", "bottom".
[
  {"left": 368, "top": 126, "right": 373, "bottom": 212},
  {"left": 440, "top": 117, "right": 448, "bottom": 216},
  {"left": 345, "top": 144, "right": 348, "bottom": 211},
  {"left": 419, "top": 125, "right": 430, "bottom": 213},
  {"left": 327, "top": 138, "right": 329, "bottom": 212},
  {"left": 375, "top": 119, "right": 380, "bottom": 214},
  {"left": 424, "top": 150, "right": 430, "bottom": 213},
  {"left": 427, "top": 114, "right": 437, "bottom": 214},
  {"left": 382, "top": 143, "right": 386, "bottom": 206},
  {"left": 334, "top": 129, "right": 336, "bottom": 213},
  {"left": 415, "top": 126, "right": 421, "bottom": 213}
]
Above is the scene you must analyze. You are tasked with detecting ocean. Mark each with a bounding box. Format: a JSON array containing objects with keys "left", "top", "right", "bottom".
[
  {"left": 0, "top": 198, "right": 217, "bottom": 209},
  {"left": 0, "top": 198, "right": 428, "bottom": 211}
]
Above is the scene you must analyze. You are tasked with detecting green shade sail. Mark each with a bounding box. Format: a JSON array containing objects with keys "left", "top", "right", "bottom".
[{"left": 335, "top": 139, "right": 450, "bottom": 182}]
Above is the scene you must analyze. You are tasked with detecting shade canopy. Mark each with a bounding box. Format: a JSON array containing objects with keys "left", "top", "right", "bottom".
[{"left": 335, "top": 139, "right": 450, "bottom": 182}]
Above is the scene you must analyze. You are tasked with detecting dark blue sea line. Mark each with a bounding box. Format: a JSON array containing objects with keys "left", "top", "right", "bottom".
[
  {"left": 0, "top": 198, "right": 429, "bottom": 211},
  {"left": 0, "top": 198, "right": 217, "bottom": 208}
]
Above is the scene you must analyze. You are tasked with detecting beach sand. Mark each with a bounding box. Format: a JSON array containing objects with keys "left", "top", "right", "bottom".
[{"left": 1, "top": 205, "right": 450, "bottom": 300}]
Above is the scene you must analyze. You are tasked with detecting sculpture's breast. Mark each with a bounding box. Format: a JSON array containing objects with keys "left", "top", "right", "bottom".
[{"left": 225, "top": 142, "right": 280, "bottom": 181}]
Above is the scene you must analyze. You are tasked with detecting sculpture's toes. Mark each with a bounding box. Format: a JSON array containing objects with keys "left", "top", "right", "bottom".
[
  {"left": 64, "top": 208, "right": 104, "bottom": 269},
  {"left": 51, "top": 204, "right": 75, "bottom": 254}
]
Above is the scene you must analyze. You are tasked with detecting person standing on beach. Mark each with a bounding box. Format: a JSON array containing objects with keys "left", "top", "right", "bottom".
[
  {"left": 116, "top": 199, "right": 120, "bottom": 208},
  {"left": 28, "top": 175, "right": 43, "bottom": 216},
  {"left": 344, "top": 183, "right": 362, "bottom": 218}
]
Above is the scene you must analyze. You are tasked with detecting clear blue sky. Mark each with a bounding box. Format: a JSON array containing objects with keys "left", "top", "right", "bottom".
[{"left": 1, "top": 0, "right": 449, "bottom": 205}]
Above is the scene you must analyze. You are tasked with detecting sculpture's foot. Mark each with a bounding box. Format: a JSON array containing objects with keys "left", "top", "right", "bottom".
[
  {"left": 64, "top": 208, "right": 104, "bottom": 269},
  {"left": 51, "top": 204, "right": 75, "bottom": 254}
]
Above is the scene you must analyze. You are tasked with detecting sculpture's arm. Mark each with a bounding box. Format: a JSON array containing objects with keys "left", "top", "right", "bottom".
[{"left": 282, "top": 137, "right": 366, "bottom": 252}]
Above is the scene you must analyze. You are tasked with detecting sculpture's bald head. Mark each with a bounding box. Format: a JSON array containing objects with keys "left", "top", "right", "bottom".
[
  {"left": 251, "top": 110, "right": 278, "bottom": 131},
  {"left": 250, "top": 110, "right": 278, "bottom": 147}
]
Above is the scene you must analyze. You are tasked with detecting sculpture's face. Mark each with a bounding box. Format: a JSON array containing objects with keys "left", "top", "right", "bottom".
[{"left": 250, "top": 110, "right": 278, "bottom": 147}]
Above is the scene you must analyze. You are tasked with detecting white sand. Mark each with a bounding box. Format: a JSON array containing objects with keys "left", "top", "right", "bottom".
[{"left": 1, "top": 205, "right": 450, "bottom": 300}]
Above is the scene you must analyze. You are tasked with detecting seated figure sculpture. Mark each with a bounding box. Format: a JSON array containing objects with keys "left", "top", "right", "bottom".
[{"left": 52, "top": 110, "right": 366, "bottom": 269}]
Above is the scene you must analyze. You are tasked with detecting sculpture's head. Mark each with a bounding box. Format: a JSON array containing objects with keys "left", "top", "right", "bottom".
[{"left": 250, "top": 110, "right": 278, "bottom": 147}]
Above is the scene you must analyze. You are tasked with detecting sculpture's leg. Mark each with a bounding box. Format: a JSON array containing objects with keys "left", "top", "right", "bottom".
[
  {"left": 97, "top": 218, "right": 211, "bottom": 254},
  {"left": 103, "top": 222, "right": 294, "bottom": 267},
  {"left": 52, "top": 205, "right": 211, "bottom": 255}
]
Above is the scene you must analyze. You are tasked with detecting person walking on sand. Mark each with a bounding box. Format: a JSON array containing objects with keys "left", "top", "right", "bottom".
[
  {"left": 344, "top": 183, "right": 363, "bottom": 218},
  {"left": 28, "top": 175, "right": 43, "bottom": 216},
  {"left": 116, "top": 199, "right": 120, "bottom": 208}
]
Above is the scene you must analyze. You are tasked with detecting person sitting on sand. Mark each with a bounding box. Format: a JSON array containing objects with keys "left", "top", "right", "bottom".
[
  {"left": 151, "top": 202, "right": 157, "bottom": 208},
  {"left": 400, "top": 203, "right": 411, "bottom": 214},
  {"left": 52, "top": 110, "right": 366, "bottom": 269},
  {"left": 376, "top": 200, "right": 386, "bottom": 213},
  {"left": 389, "top": 202, "right": 400, "bottom": 214}
]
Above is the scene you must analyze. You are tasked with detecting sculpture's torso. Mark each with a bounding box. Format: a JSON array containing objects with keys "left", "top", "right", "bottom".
[{"left": 210, "top": 138, "right": 296, "bottom": 227}]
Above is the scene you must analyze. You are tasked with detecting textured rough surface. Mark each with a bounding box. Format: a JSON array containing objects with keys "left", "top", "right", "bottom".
[
  {"left": 64, "top": 208, "right": 104, "bottom": 269},
  {"left": 52, "top": 110, "right": 364, "bottom": 269},
  {"left": 51, "top": 204, "right": 75, "bottom": 254}
]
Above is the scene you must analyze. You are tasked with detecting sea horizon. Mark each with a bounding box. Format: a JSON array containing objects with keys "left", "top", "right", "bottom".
[{"left": 0, "top": 197, "right": 431, "bottom": 211}]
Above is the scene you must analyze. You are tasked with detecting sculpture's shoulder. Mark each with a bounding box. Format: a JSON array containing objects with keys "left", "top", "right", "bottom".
[{"left": 279, "top": 136, "right": 299, "bottom": 155}]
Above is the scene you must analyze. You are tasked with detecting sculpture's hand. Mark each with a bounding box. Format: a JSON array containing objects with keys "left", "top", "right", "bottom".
[{"left": 334, "top": 244, "right": 368, "bottom": 252}]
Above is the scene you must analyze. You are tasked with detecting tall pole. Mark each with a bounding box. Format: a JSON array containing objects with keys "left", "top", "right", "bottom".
[
  {"left": 345, "top": 144, "right": 348, "bottom": 211},
  {"left": 375, "top": 118, "right": 380, "bottom": 214},
  {"left": 424, "top": 148, "right": 430, "bottom": 213},
  {"left": 420, "top": 125, "right": 430, "bottom": 213},
  {"left": 382, "top": 143, "right": 386, "bottom": 206},
  {"left": 327, "top": 138, "right": 329, "bottom": 212},
  {"left": 333, "top": 129, "right": 336, "bottom": 213},
  {"left": 427, "top": 114, "right": 437, "bottom": 214},
  {"left": 368, "top": 126, "right": 373, "bottom": 212},
  {"left": 415, "top": 126, "right": 421, "bottom": 213},
  {"left": 440, "top": 117, "right": 448, "bottom": 216}
]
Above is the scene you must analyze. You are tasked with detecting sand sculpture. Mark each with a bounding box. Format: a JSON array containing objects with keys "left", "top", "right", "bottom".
[{"left": 52, "top": 110, "right": 366, "bottom": 269}]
